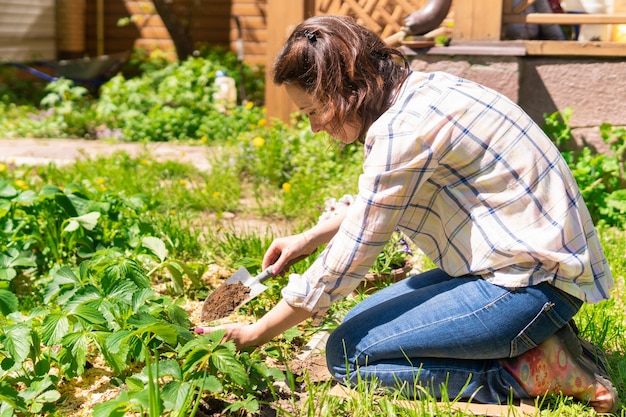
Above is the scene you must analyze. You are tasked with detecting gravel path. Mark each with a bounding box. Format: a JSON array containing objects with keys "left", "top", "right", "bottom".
[{"left": 0, "top": 138, "right": 214, "bottom": 171}]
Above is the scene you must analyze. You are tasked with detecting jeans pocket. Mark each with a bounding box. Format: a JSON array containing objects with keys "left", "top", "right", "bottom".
[{"left": 509, "top": 301, "right": 569, "bottom": 357}]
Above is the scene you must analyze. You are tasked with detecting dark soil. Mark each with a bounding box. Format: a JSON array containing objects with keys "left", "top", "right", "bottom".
[{"left": 200, "top": 281, "right": 252, "bottom": 322}]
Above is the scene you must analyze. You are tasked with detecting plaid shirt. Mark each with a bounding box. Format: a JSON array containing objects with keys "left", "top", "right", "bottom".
[{"left": 283, "top": 71, "right": 614, "bottom": 324}]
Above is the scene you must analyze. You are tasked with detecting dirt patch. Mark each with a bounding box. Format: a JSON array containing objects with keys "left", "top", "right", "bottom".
[
  {"left": 200, "top": 281, "right": 252, "bottom": 322},
  {"left": 288, "top": 352, "right": 331, "bottom": 384}
]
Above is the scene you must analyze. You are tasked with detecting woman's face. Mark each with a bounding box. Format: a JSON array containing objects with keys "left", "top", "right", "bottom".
[{"left": 285, "top": 84, "right": 360, "bottom": 144}]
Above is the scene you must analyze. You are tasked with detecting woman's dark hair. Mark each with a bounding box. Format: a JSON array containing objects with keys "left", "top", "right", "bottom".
[{"left": 272, "top": 15, "right": 410, "bottom": 142}]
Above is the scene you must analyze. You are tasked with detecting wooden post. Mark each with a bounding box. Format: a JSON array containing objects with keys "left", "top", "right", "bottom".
[
  {"left": 453, "top": 0, "right": 503, "bottom": 41},
  {"left": 265, "top": 0, "right": 315, "bottom": 124}
]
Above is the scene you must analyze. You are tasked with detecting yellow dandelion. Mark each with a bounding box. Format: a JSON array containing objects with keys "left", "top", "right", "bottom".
[
  {"left": 0, "top": 163, "right": 6, "bottom": 173},
  {"left": 140, "top": 159, "right": 150, "bottom": 165},
  {"left": 179, "top": 179, "right": 188, "bottom": 186},
  {"left": 15, "top": 179, "right": 27, "bottom": 190},
  {"left": 252, "top": 136, "right": 265, "bottom": 147},
  {"left": 212, "top": 191, "right": 221, "bottom": 198},
  {"left": 245, "top": 101, "right": 254, "bottom": 110},
  {"left": 257, "top": 118, "right": 267, "bottom": 127},
  {"left": 100, "top": 186, "right": 107, "bottom": 191},
  {"left": 96, "top": 177, "right": 105, "bottom": 185},
  {"left": 200, "top": 136, "right": 208, "bottom": 143},
  {"left": 170, "top": 209, "right": 176, "bottom": 215},
  {"left": 149, "top": 46, "right": 162, "bottom": 58},
  {"left": 282, "top": 182, "right": 292, "bottom": 193}
]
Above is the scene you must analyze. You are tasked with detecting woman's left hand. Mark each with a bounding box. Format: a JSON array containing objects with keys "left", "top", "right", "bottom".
[
  {"left": 194, "top": 300, "right": 314, "bottom": 350},
  {"left": 194, "top": 322, "right": 260, "bottom": 350}
]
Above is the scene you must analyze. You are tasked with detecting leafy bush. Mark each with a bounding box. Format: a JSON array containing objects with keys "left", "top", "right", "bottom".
[
  {"left": 0, "top": 65, "right": 49, "bottom": 105},
  {"left": 0, "top": 48, "right": 265, "bottom": 143},
  {"left": 543, "top": 109, "right": 626, "bottom": 228},
  {"left": 236, "top": 116, "right": 362, "bottom": 219}
]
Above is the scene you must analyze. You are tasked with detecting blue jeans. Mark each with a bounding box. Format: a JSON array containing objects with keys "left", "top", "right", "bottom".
[{"left": 326, "top": 268, "right": 583, "bottom": 404}]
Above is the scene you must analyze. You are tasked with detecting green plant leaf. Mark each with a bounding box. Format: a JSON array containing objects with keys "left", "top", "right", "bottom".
[
  {"left": 72, "top": 303, "right": 107, "bottom": 325},
  {"left": 0, "top": 200, "right": 10, "bottom": 216},
  {"left": 43, "top": 266, "right": 80, "bottom": 304},
  {"left": 41, "top": 313, "right": 70, "bottom": 345},
  {"left": 0, "top": 381, "right": 27, "bottom": 411},
  {"left": 0, "top": 182, "right": 17, "bottom": 198},
  {"left": 166, "top": 304, "right": 190, "bottom": 328},
  {"left": 125, "top": 376, "right": 144, "bottom": 392},
  {"left": 92, "top": 390, "right": 130, "bottom": 417},
  {"left": 211, "top": 345, "right": 248, "bottom": 386},
  {"left": 51, "top": 266, "right": 80, "bottom": 285},
  {"left": 3, "top": 324, "right": 31, "bottom": 364},
  {"left": 64, "top": 211, "right": 101, "bottom": 232},
  {"left": 0, "top": 248, "right": 37, "bottom": 269},
  {"left": 226, "top": 394, "right": 259, "bottom": 413},
  {"left": 60, "top": 331, "right": 90, "bottom": 376},
  {"left": 0, "top": 268, "right": 16, "bottom": 282},
  {"left": 173, "top": 260, "right": 204, "bottom": 287},
  {"left": 39, "top": 184, "right": 63, "bottom": 196},
  {"left": 93, "top": 331, "right": 129, "bottom": 374},
  {"left": 106, "top": 330, "right": 134, "bottom": 355},
  {"left": 1, "top": 357, "right": 16, "bottom": 371},
  {"left": 129, "top": 388, "right": 153, "bottom": 413},
  {"left": 14, "top": 190, "right": 37, "bottom": 204},
  {"left": 131, "top": 288, "right": 155, "bottom": 313},
  {"left": 157, "top": 359, "right": 183, "bottom": 380},
  {"left": 165, "top": 263, "right": 184, "bottom": 294},
  {"left": 142, "top": 236, "right": 168, "bottom": 262},
  {"left": 162, "top": 380, "right": 192, "bottom": 411},
  {"left": 103, "top": 258, "right": 151, "bottom": 291},
  {"left": 0, "top": 289, "right": 18, "bottom": 316},
  {"left": 54, "top": 193, "right": 79, "bottom": 217},
  {"left": 34, "top": 359, "right": 51, "bottom": 375},
  {"left": 17, "top": 376, "right": 53, "bottom": 402},
  {"left": 135, "top": 322, "right": 179, "bottom": 346},
  {"left": 196, "top": 373, "right": 223, "bottom": 393}
]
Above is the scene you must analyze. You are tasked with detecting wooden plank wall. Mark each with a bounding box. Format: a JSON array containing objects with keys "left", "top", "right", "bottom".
[
  {"left": 0, "top": 0, "right": 56, "bottom": 62},
  {"left": 84, "top": 1, "right": 172, "bottom": 59},
  {"left": 230, "top": 0, "right": 268, "bottom": 65},
  {"left": 82, "top": 0, "right": 267, "bottom": 65}
]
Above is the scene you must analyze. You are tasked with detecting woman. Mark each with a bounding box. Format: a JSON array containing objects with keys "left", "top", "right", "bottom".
[{"left": 198, "top": 15, "right": 619, "bottom": 412}]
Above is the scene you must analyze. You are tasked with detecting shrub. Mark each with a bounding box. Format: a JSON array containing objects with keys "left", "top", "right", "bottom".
[{"left": 543, "top": 109, "right": 626, "bottom": 228}]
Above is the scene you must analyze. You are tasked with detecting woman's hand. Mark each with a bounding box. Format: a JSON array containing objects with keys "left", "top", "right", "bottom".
[
  {"left": 263, "top": 212, "right": 346, "bottom": 275},
  {"left": 262, "top": 233, "right": 313, "bottom": 275},
  {"left": 195, "top": 300, "right": 314, "bottom": 349},
  {"left": 195, "top": 322, "right": 260, "bottom": 350}
]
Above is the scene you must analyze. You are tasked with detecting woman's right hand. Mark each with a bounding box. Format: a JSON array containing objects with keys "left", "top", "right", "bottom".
[
  {"left": 262, "top": 232, "right": 313, "bottom": 275},
  {"left": 263, "top": 211, "right": 345, "bottom": 275}
]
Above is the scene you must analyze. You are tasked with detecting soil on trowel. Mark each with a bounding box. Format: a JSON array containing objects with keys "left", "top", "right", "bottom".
[{"left": 200, "top": 281, "right": 251, "bottom": 322}]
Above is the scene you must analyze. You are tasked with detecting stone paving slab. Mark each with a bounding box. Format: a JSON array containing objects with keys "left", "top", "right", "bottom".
[{"left": 0, "top": 138, "right": 214, "bottom": 171}]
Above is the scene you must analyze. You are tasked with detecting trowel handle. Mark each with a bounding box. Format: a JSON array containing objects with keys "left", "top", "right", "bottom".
[{"left": 257, "top": 254, "right": 310, "bottom": 283}]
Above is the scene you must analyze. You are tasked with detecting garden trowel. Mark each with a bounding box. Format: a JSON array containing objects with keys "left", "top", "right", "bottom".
[{"left": 200, "top": 255, "right": 308, "bottom": 322}]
